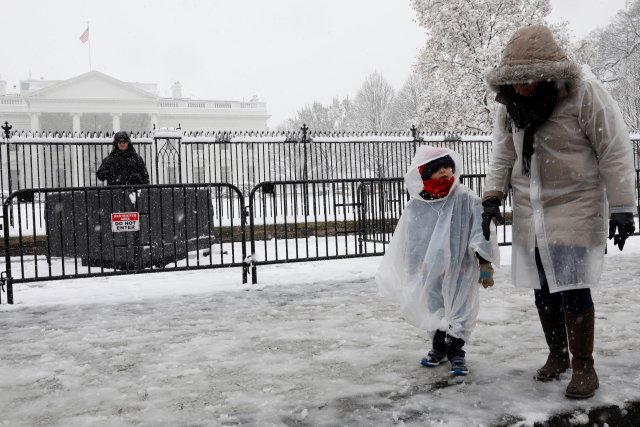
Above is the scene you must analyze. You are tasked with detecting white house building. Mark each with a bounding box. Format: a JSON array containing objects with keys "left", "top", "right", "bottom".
[{"left": 0, "top": 70, "right": 270, "bottom": 133}]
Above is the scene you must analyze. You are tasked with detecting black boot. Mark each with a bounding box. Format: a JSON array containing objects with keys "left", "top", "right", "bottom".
[
  {"left": 447, "top": 336, "right": 468, "bottom": 375},
  {"left": 565, "top": 307, "right": 598, "bottom": 398},
  {"left": 535, "top": 307, "right": 570, "bottom": 381},
  {"left": 421, "top": 330, "right": 447, "bottom": 367}
]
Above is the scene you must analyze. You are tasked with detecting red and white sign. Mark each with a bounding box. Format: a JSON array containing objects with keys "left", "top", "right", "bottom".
[{"left": 111, "top": 212, "right": 140, "bottom": 232}]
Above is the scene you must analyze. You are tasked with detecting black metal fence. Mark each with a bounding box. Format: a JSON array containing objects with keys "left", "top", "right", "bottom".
[
  {"left": 0, "top": 174, "right": 517, "bottom": 303},
  {"left": 2, "top": 126, "right": 639, "bottom": 211},
  {"left": 0, "top": 125, "right": 495, "bottom": 206},
  {"left": 2, "top": 124, "right": 640, "bottom": 303},
  {"left": 247, "top": 178, "right": 405, "bottom": 269},
  {"left": 2, "top": 183, "right": 247, "bottom": 303}
]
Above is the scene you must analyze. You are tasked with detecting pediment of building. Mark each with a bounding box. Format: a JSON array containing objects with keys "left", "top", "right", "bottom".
[{"left": 25, "top": 70, "right": 158, "bottom": 100}]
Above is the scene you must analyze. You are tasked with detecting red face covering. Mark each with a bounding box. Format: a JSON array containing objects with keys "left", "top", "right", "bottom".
[{"left": 422, "top": 176, "right": 455, "bottom": 198}]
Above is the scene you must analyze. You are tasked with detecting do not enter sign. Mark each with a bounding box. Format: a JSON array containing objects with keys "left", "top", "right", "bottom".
[{"left": 111, "top": 212, "right": 140, "bottom": 232}]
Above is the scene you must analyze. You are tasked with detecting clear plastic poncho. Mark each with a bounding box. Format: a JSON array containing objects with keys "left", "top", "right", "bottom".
[
  {"left": 485, "top": 65, "right": 636, "bottom": 292},
  {"left": 375, "top": 146, "right": 498, "bottom": 340}
]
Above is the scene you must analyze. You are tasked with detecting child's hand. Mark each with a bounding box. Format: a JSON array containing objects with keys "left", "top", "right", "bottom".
[{"left": 479, "top": 263, "right": 494, "bottom": 288}]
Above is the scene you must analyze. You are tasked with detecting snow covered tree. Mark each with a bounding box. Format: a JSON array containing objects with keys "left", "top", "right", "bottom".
[
  {"left": 389, "top": 72, "right": 427, "bottom": 129},
  {"left": 411, "top": 0, "right": 555, "bottom": 132},
  {"left": 351, "top": 71, "right": 396, "bottom": 131},
  {"left": 583, "top": 0, "right": 640, "bottom": 130},
  {"left": 327, "top": 96, "right": 357, "bottom": 131},
  {"left": 280, "top": 96, "right": 357, "bottom": 132},
  {"left": 283, "top": 72, "right": 404, "bottom": 132},
  {"left": 281, "top": 101, "right": 334, "bottom": 131}
]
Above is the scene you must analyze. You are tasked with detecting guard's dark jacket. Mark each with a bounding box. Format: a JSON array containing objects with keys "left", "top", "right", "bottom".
[{"left": 96, "top": 131, "right": 150, "bottom": 186}]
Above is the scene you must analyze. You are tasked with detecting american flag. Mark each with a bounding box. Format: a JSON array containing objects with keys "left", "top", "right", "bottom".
[{"left": 79, "top": 27, "right": 89, "bottom": 43}]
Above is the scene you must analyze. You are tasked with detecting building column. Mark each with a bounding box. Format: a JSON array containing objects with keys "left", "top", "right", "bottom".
[
  {"left": 70, "top": 113, "right": 82, "bottom": 134},
  {"left": 111, "top": 113, "right": 121, "bottom": 132},
  {"left": 29, "top": 112, "right": 41, "bottom": 133}
]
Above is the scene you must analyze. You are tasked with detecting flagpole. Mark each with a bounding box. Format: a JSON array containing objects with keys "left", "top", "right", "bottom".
[{"left": 87, "top": 21, "right": 92, "bottom": 71}]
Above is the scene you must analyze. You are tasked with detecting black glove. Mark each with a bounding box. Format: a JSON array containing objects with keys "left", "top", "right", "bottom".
[
  {"left": 481, "top": 197, "right": 505, "bottom": 240},
  {"left": 608, "top": 212, "right": 635, "bottom": 251}
]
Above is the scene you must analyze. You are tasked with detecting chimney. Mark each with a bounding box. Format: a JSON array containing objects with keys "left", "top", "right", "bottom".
[
  {"left": 171, "top": 81, "right": 182, "bottom": 99},
  {"left": 0, "top": 80, "right": 6, "bottom": 96}
]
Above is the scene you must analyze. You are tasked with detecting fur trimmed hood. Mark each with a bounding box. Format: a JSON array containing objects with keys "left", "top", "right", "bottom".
[{"left": 486, "top": 25, "right": 582, "bottom": 93}]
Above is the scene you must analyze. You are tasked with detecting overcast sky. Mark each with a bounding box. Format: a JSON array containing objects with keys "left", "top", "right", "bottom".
[{"left": 0, "top": 0, "right": 628, "bottom": 129}]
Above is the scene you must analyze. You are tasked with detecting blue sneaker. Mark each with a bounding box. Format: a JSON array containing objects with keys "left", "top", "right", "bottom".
[
  {"left": 449, "top": 356, "right": 469, "bottom": 376},
  {"left": 421, "top": 350, "right": 447, "bottom": 367}
]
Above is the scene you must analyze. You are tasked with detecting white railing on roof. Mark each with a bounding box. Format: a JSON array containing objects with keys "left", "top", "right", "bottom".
[
  {"left": 0, "top": 98, "right": 26, "bottom": 105},
  {"left": 157, "top": 100, "right": 266, "bottom": 110}
]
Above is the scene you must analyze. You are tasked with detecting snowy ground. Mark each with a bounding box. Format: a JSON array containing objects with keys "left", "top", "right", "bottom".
[{"left": 1, "top": 238, "right": 640, "bottom": 426}]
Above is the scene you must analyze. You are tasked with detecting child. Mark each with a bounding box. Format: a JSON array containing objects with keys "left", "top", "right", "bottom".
[{"left": 376, "top": 146, "right": 498, "bottom": 376}]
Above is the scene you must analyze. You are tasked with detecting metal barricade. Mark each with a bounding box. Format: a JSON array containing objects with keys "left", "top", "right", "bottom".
[
  {"left": 247, "top": 178, "right": 408, "bottom": 284},
  {"left": 1, "top": 183, "right": 247, "bottom": 304}
]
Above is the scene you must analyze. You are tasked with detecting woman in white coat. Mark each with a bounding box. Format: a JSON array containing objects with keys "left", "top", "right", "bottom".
[{"left": 482, "top": 24, "right": 636, "bottom": 399}]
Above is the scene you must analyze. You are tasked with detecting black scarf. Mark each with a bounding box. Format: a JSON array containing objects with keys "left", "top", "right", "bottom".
[{"left": 496, "top": 82, "right": 558, "bottom": 176}]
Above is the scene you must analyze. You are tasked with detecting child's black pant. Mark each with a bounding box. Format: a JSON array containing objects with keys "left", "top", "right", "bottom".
[{"left": 433, "top": 329, "right": 465, "bottom": 360}]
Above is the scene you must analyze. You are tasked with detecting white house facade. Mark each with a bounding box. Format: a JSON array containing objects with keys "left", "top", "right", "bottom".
[{"left": 0, "top": 71, "right": 270, "bottom": 133}]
